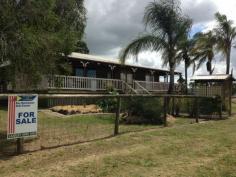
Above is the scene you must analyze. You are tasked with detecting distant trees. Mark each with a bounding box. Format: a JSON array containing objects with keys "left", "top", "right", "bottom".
[
  {"left": 74, "top": 41, "right": 90, "bottom": 54},
  {"left": 120, "top": 0, "right": 191, "bottom": 94},
  {"left": 214, "top": 12, "right": 236, "bottom": 74},
  {"left": 189, "top": 12, "right": 236, "bottom": 76},
  {"left": 192, "top": 31, "right": 217, "bottom": 75},
  {"left": 0, "top": 0, "right": 87, "bottom": 89}
]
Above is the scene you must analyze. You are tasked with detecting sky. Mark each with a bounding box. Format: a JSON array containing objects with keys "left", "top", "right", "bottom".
[{"left": 84, "top": 0, "right": 236, "bottom": 78}]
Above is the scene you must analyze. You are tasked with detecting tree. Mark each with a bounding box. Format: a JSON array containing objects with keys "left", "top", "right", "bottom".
[
  {"left": 0, "top": 0, "right": 87, "bottom": 89},
  {"left": 74, "top": 41, "right": 89, "bottom": 54},
  {"left": 192, "top": 31, "right": 217, "bottom": 75},
  {"left": 214, "top": 12, "right": 236, "bottom": 74},
  {"left": 119, "top": 0, "right": 191, "bottom": 93},
  {"left": 176, "top": 37, "right": 195, "bottom": 93}
]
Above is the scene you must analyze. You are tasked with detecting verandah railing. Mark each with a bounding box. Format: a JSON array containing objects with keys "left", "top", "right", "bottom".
[
  {"left": 40, "top": 75, "right": 183, "bottom": 93},
  {"left": 47, "top": 75, "right": 137, "bottom": 93},
  {"left": 48, "top": 75, "right": 123, "bottom": 91},
  {"left": 134, "top": 81, "right": 171, "bottom": 92}
]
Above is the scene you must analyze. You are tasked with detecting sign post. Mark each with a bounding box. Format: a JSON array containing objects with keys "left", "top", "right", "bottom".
[{"left": 7, "top": 95, "right": 38, "bottom": 141}]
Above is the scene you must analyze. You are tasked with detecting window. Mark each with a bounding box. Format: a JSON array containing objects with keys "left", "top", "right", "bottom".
[
  {"left": 87, "top": 69, "right": 96, "bottom": 78},
  {"left": 75, "top": 68, "right": 83, "bottom": 77}
]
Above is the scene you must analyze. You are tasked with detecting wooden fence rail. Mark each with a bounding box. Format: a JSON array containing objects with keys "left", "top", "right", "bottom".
[{"left": 0, "top": 93, "right": 218, "bottom": 99}]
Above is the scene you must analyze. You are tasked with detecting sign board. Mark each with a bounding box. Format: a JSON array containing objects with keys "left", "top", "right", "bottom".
[{"left": 7, "top": 95, "right": 38, "bottom": 139}]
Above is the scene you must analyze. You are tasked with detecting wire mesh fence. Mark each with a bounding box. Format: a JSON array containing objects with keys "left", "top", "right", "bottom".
[{"left": 0, "top": 94, "right": 226, "bottom": 157}]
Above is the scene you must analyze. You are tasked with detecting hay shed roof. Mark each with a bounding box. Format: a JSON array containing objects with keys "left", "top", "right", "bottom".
[{"left": 191, "top": 74, "right": 235, "bottom": 81}]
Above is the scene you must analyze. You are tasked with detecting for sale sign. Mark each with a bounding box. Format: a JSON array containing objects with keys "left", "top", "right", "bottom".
[{"left": 7, "top": 95, "right": 38, "bottom": 139}]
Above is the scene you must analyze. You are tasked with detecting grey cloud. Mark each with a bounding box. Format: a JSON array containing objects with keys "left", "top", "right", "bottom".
[
  {"left": 182, "top": 0, "right": 218, "bottom": 24},
  {"left": 84, "top": 0, "right": 236, "bottom": 77},
  {"left": 85, "top": 0, "right": 150, "bottom": 56},
  {"left": 85, "top": 0, "right": 218, "bottom": 58}
]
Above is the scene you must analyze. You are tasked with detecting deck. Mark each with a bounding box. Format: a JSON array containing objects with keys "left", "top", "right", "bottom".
[{"left": 43, "top": 75, "right": 173, "bottom": 94}]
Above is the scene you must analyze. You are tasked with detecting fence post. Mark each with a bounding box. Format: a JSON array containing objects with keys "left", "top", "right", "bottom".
[
  {"left": 17, "top": 138, "right": 24, "bottom": 154},
  {"left": 171, "top": 97, "right": 175, "bottom": 116},
  {"left": 229, "top": 89, "right": 232, "bottom": 116},
  {"left": 163, "top": 96, "right": 167, "bottom": 127},
  {"left": 114, "top": 97, "right": 121, "bottom": 135},
  {"left": 219, "top": 97, "right": 222, "bottom": 119},
  {"left": 195, "top": 98, "right": 199, "bottom": 123}
]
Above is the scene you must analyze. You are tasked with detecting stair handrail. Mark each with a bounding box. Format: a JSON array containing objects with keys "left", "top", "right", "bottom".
[
  {"left": 134, "top": 81, "right": 151, "bottom": 95},
  {"left": 121, "top": 81, "right": 138, "bottom": 94}
]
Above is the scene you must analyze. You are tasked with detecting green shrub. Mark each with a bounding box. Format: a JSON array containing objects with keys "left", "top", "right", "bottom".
[
  {"left": 199, "top": 96, "right": 222, "bottom": 114},
  {"left": 97, "top": 91, "right": 118, "bottom": 112},
  {"left": 175, "top": 98, "right": 194, "bottom": 116},
  {"left": 121, "top": 98, "right": 163, "bottom": 125},
  {"left": 175, "top": 97, "right": 222, "bottom": 116}
]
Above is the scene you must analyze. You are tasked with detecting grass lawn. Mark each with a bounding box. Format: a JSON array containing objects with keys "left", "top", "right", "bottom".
[
  {"left": 0, "top": 108, "right": 191, "bottom": 154},
  {"left": 0, "top": 103, "right": 235, "bottom": 176}
]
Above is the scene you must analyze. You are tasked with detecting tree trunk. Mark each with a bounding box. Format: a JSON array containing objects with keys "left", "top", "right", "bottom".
[
  {"left": 168, "top": 63, "right": 175, "bottom": 94},
  {"left": 207, "top": 60, "right": 212, "bottom": 75},
  {"left": 185, "top": 60, "right": 188, "bottom": 94},
  {"left": 226, "top": 47, "right": 231, "bottom": 74}
]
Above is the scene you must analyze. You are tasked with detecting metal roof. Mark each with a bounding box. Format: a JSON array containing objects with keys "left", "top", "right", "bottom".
[
  {"left": 69, "top": 52, "right": 181, "bottom": 74},
  {"left": 191, "top": 74, "right": 235, "bottom": 81}
]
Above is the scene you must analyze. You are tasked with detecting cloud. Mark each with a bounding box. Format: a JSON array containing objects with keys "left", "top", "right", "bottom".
[
  {"left": 85, "top": 0, "right": 150, "bottom": 56},
  {"left": 85, "top": 0, "right": 218, "bottom": 57},
  {"left": 182, "top": 0, "right": 218, "bottom": 24},
  {"left": 84, "top": 0, "right": 236, "bottom": 77}
]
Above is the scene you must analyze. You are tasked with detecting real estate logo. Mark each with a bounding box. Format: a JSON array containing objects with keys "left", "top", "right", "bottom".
[{"left": 7, "top": 95, "right": 38, "bottom": 139}]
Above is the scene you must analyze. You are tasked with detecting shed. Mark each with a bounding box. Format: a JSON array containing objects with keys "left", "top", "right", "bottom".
[{"left": 191, "top": 74, "right": 235, "bottom": 115}]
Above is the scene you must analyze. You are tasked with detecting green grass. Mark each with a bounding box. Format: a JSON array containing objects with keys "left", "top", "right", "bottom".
[
  {"left": 1, "top": 114, "right": 236, "bottom": 176},
  {"left": 1, "top": 103, "right": 235, "bottom": 176},
  {"left": 1, "top": 108, "right": 189, "bottom": 152}
]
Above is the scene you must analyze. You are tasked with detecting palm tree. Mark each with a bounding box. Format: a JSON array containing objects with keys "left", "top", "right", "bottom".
[
  {"left": 192, "top": 31, "right": 217, "bottom": 75},
  {"left": 214, "top": 12, "right": 236, "bottom": 74},
  {"left": 176, "top": 37, "right": 195, "bottom": 93},
  {"left": 119, "top": 0, "right": 191, "bottom": 94}
]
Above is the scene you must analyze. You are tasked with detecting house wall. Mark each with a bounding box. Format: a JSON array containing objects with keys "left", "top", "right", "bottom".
[{"left": 69, "top": 58, "right": 171, "bottom": 82}]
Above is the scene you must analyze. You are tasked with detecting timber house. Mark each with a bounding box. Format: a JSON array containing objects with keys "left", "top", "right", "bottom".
[{"left": 1, "top": 52, "right": 181, "bottom": 94}]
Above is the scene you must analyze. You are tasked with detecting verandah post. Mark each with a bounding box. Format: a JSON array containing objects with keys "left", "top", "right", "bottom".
[{"left": 114, "top": 96, "right": 121, "bottom": 135}]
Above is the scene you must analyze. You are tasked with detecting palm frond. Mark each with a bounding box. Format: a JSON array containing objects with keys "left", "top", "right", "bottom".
[
  {"left": 119, "top": 35, "right": 167, "bottom": 64},
  {"left": 143, "top": 0, "right": 181, "bottom": 36},
  {"left": 196, "top": 56, "right": 207, "bottom": 70}
]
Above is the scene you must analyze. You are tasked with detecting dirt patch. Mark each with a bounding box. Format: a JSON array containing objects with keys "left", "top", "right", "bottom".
[
  {"left": 167, "top": 114, "right": 176, "bottom": 123},
  {"left": 51, "top": 105, "right": 102, "bottom": 115}
]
